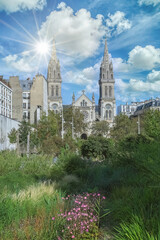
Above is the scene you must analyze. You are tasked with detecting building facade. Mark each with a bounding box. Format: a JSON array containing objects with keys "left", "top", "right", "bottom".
[
  {"left": 99, "top": 40, "right": 116, "bottom": 124},
  {"left": 9, "top": 76, "right": 23, "bottom": 122},
  {"left": 47, "top": 40, "right": 62, "bottom": 113},
  {"left": 134, "top": 98, "right": 160, "bottom": 116},
  {"left": 117, "top": 102, "right": 141, "bottom": 117},
  {"left": 0, "top": 76, "right": 12, "bottom": 118},
  {"left": 20, "top": 78, "right": 33, "bottom": 122},
  {"left": 72, "top": 91, "right": 96, "bottom": 123}
]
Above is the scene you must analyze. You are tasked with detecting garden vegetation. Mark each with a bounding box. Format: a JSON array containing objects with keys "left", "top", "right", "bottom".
[{"left": 1, "top": 109, "right": 160, "bottom": 239}]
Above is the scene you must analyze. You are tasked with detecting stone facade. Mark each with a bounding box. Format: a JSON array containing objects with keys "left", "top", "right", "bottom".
[
  {"left": 99, "top": 40, "right": 116, "bottom": 124},
  {"left": 9, "top": 76, "right": 23, "bottom": 122},
  {"left": 0, "top": 76, "right": 12, "bottom": 118},
  {"left": 72, "top": 91, "right": 96, "bottom": 123},
  {"left": 30, "top": 74, "right": 48, "bottom": 124},
  {"left": 47, "top": 40, "right": 62, "bottom": 113},
  {"left": 0, "top": 114, "right": 19, "bottom": 151},
  {"left": 117, "top": 102, "right": 141, "bottom": 117}
]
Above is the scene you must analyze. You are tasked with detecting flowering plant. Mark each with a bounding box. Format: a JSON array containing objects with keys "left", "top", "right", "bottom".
[{"left": 52, "top": 192, "right": 108, "bottom": 239}]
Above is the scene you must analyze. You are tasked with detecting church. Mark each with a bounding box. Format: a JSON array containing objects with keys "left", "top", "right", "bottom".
[
  {"left": 0, "top": 38, "right": 116, "bottom": 127},
  {"left": 47, "top": 38, "right": 116, "bottom": 125}
]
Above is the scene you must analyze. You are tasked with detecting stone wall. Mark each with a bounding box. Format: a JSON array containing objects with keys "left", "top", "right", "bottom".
[
  {"left": 0, "top": 115, "right": 19, "bottom": 151},
  {"left": 9, "top": 76, "right": 23, "bottom": 121}
]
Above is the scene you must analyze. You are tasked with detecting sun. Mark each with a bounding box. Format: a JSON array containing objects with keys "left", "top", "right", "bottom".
[{"left": 35, "top": 40, "right": 50, "bottom": 56}]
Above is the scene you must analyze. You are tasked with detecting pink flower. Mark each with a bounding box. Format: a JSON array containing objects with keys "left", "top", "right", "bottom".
[
  {"left": 102, "top": 196, "right": 106, "bottom": 199},
  {"left": 52, "top": 217, "right": 55, "bottom": 220},
  {"left": 71, "top": 236, "right": 75, "bottom": 238}
]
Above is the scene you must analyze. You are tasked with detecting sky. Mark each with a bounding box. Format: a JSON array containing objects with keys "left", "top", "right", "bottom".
[{"left": 0, "top": 0, "right": 160, "bottom": 107}]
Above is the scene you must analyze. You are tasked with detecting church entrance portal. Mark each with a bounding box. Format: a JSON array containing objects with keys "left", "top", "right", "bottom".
[{"left": 81, "top": 133, "right": 87, "bottom": 140}]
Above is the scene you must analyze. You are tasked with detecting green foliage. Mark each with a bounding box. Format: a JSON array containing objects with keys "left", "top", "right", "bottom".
[
  {"left": 63, "top": 107, "right": 88, "bottom": 136},
  {"left": 111, "top": 114, "right": 137, "bottom": 140},
  {"left": 91, "top": 120, "right": 109, "bottom": 136},
  {"left": 81, "top": 136, "right": 114, "bottom": 160},
  {"left": 114, "top": 215, "right": 159, "bottom": 240},
  {"left": 144, "top": 110, "right": 160, "bottom": 139},
  {"left": 18, "top": 120, "right": 31, "bottom": 146},
  {"left": 8, "top": 128, "right": 17, "bottom": 144}
]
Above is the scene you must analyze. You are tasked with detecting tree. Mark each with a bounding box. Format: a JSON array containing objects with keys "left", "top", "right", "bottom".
[
  {"left": 8, "top": 128, "right": 17, "bottom": 144},
  {"left": 91, "top": 120, "right": 109, "bottom": 136},
  {"left": 144, "top": 110, "right": 160, "bottom": 140},
  {"left": 110, "top": 114, "right": 137, "bottom": 140},
  {"left": 81, "top": 136, "right": 113, "bottom": 160},
  {"left": 63, "top": 107, "right": 87, "bottom": 137},
  {"left": 18, "top": 120, "right": 31, "bottom": 146}
]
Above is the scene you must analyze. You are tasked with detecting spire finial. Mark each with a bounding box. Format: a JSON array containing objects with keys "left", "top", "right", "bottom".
[
  {"left": 103, "top": 37, "right": 109, "bottom": 64},
  {"left": 82, "top": 90, "right": 85, "bottom": 95},
  {"left": 51, "top": 39, "right": 57, "bottom": 62}
]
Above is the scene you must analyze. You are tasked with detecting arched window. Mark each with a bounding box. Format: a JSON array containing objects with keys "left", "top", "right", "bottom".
[
  {"left": 105, "top": 86, "right": 107, "bottom": 97},
  {"left": 111, "top": 74, "right": 113, "bottom": 79},
  {"left": 105, "top": 104, "right": 112, "bottom": 120},
  {"left": 103, "top": 74, "right": 105, "bottom": 79},
  {"left": 56, "top": 86, "right": 58, "bottom": 96},
  {"left": 51, "top": 86, "right": 54, "bottom": 96},
  {"left": 106, "top": 110, "right": 108, "bottom": 120},
  {"left": 107, "top": 71, "right": 108, "bottom": 79},
  {"left": 52, "top": 104, "right": 58, "bottom": 113},
  {"left": 109, "top": 86, "right": 112, "bottom": 97}
]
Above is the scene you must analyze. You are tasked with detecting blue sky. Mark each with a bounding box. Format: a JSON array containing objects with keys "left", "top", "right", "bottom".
[{"left": 0, "top": 0, "right": 160, "bottom": 107}]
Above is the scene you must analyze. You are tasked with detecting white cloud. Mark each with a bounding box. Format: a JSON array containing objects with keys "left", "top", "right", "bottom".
[
  {"left": 112, "top": 45, "right": 160, "bottom": 73},
  {"left": 106, "top": 11, "right": 132, "bottom": 36},
  {"left": 138, "top": 0, "right": 160, "bottom": 6},
  {"left": 128, "top": 45, "right": 160, "bottom": 70},
  {"left": 63, "top": 61, "right": 101, "bottom": 94},
  {"left": 38, "top": 2, "right": 106, "bottom": 59},
  {"left": 147, "top": 70, "right": 160, "bottom": 81},
  {"left": 3, "top": 53, "right": 36, "bottom": 72},
  {"left": 0, "top": 0, "right": 46, "bottom": 13},
  {"left": 112, "top": 57, "right": 130, "bottom": 72}
]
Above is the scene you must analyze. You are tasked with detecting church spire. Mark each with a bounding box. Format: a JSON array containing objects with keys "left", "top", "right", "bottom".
[
  {"left": 51, "top": 39, "right": 57, "bottom": 62},
  {"left": 103, "top": 38, "right": 109, "bottom": 64}
]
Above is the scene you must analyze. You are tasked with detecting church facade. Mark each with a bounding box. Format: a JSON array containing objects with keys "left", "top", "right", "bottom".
[
  {"left": 1, "top": 38, "right": 116, "bottom": 126},
  {"left": 47, "top": 38, "right": 116, "bottom": 124}
]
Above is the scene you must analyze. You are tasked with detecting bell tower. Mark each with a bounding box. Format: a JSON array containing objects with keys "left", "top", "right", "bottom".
[
  {"left": 99, "top": 39, "right": 116, "bottom": 123},
  {"left": 47, "top": 39, "right": 62, "bottom": 113}
]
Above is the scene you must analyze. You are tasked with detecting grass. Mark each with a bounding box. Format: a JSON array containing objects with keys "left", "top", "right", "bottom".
[{"left": 0, "top": 137, "right": 160, "bottom": 239}]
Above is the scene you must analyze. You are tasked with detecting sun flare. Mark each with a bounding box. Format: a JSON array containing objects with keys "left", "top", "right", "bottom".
[{"left": 35, "top": 40, "right": 50, "bottom": 56}]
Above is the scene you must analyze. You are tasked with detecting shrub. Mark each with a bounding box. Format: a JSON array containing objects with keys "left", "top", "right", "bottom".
[{"left": 81, "top": 136, "right": 114, "bottom": 160}]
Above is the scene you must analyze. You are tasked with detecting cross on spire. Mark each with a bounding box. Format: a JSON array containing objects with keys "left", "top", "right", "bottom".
[{"left": 82, "top": 90, "right": 85, "bottom": 95}]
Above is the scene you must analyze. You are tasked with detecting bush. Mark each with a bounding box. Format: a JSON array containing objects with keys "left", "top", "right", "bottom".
[{"left": 81, "top": 136, "right": 114, "bottom": 160}]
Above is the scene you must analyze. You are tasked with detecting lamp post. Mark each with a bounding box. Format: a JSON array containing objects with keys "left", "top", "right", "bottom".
[
  {"left": 61, "top": 106, "right": 64, "bottom": 139},
  {"left": 71, "top": 116, "right": 74, "bottom": 139},
  {"left": 137, "top": 114, "right": 141, "bottom": 135}
]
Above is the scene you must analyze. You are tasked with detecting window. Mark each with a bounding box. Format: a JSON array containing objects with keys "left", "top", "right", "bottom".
[
  {"left": 28, "top": 103, "right": 30, "bottom": 109},
  {"left": 105, "top": 86, "right": 107, "bottom": 97},
  {"left": 103, "top": 74, "right": 105, "bottom": 79},
  {"left": 56, "top": 86, "right": 58, "bottom": 96},
  {"left": 106, "top": 110, "right": 108, "bottom": 120},
  {"left": 28, "top": 112, "right": 30, "bottom": 119},
  {"left": 111, "top": 74, "right": 113, "bottom": 79},
  {"left": 109, "top": 86, "right": 112, "bottom": 97},
  {"left": 54, "top": 70, "right": 55, "bottom": 78},
  {"left": 51, "top": 86, "right": 54, "bottom": 96},
  {"left": 23, "top": 103, "right": 26, "bottom": 109},
  {"left": 109, "top": 110, "right": 112, "bottom": 119},
  {"left": 23, "top": 112, "right": 27, "bottom": 119},
  {"left": 107, "top": 71, "right": 108, "bottom": 78}
]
